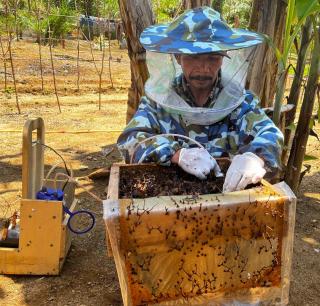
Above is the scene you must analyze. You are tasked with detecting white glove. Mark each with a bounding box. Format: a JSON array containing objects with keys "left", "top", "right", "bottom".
[
  {"left": 178, "top": 148, "right": 223, "bottom": 179},
  {"left": 223, "top": 152, "right": 266, "bottom": 192}
]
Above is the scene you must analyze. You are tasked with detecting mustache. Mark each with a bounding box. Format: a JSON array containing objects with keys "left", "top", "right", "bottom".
[{"left": 189, "top": 75, "right": 213, "bottom": 81}]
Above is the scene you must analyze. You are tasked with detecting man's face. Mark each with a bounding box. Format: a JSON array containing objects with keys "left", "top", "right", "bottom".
[{"left": 176, "top": 53, "right": 223, "bottom": 91}]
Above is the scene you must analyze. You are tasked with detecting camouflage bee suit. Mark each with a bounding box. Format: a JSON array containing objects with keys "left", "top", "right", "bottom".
[{"left": 117, "top": 74, "right": 284, "bottom": 173}]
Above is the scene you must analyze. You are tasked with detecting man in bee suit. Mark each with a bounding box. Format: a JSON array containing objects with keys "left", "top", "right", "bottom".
[{"left": 117, "top": 6, "right": 283, "bottom": 192}]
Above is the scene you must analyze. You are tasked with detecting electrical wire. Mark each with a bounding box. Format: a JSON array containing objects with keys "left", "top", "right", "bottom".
[
  {"left": 33, "top": 141, "right": 71, "bottom": 190},
  {"left": 54, "top": 172, "right": 103, "bottom": 203}
]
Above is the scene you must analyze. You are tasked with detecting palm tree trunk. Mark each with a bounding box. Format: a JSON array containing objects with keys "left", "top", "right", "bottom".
[
  {"left": 282, "top": 17, "right": 313, "bottom": 164},
  {"left": 118, "top": 0, "right": 154, "bottom": 123},
  {"left": 285, "top": 21, "right": 320, "bottom": 193},
  {"left": 246, "top": 0, "right": 287, "bottom": 108}
]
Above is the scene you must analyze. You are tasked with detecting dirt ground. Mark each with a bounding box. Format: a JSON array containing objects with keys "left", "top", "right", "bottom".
[{"left": 0, "top": 40, "right": 319, "bottom": 306}]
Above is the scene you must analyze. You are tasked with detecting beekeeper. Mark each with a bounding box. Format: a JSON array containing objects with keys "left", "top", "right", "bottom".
[{"left": 117, "top": 6, "right": 283, "bottom": 192}]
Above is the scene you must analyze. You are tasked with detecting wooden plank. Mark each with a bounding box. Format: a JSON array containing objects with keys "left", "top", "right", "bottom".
[
  {"left": 22, "top": 118, "right": 45, "bottom": 199},
  {"left": 59, "top": 198, "right": 77, "bottom": 264},
  {"left": 105, "top": 164, "right": 120, "bottom": 257},
  {"left": 104, "top": 198, "right": 133, "bottom": 306},
  {"left": 0, "top": 199, "right": 63, "bottom": 275},
  {"left": 107, "top": 164, "right": 120, "bottom": 200}
]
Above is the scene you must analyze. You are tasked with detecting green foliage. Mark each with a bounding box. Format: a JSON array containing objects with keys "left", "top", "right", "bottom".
[
  {"left": 270, "top": 0, "right": 320, "bottom": 126},
  {"left": 16, "top": 9, "right": 32, "bottom": 31},
  {"left": 102, "top": 0, "right": 119, "bottom": 18},
  {"left": 0, "top": 9, "right": 15, "bottom": 34},
  {"left": 3, "top": 87, "right": 14, "bottom": 95},
  {"left": 304, "top": 154, "right": 318, "bottom": 161},
  {"left": 288, "top": 62, "right": 310, "bottom": 77},
  {"left": 153, "top": 0, "right": 180, "bottom": 22},
  {"left": 282, "top": 0, "right": 320, "bottom": 68},
  {"left": 285, "top": 123, "right": 296, "bottom": 132},
  {"left": 46, "top": 1, "right": 76, "bottom": 40},
  {"left": 68, "top": 0, "right": 119, "bottom": 18},
  {"left": 223, "top": 0, "right": 252, "bottom": 27}
]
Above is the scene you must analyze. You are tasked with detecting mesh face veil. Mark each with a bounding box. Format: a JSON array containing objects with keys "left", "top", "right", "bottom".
[{"left": 144, "top": 48, "right": 255, "bottom": 125}]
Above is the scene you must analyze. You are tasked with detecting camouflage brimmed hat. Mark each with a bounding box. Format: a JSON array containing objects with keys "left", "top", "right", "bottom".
[{"left": 140, "top": 6, "right": 264, "bottom": 54}]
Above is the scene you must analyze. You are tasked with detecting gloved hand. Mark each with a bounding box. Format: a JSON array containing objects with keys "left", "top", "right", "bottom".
[
  {"left": 178, "top": 148, "right": 223, "bottom": 179},
  {"left": 223, "top": 152, "right": 266, "bottom": 192}
]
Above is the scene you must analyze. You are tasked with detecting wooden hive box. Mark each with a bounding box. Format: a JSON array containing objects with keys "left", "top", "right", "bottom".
[
  {"left": 104, "top": 162, "right": 296, "bottom": 306},
  {"left": 0, "top": 118, "right": 77, "bottom": 275}
]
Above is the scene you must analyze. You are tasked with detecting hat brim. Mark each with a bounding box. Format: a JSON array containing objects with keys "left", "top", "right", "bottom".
[{"left": 140, "top": 24, "right": 264, "bottom": 54}]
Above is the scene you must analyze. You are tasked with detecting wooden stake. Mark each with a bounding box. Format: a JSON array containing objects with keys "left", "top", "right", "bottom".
[
  {"left": 76, "top": 24, "right": 80, "bottom": 92},
  {"left": 108, "top": 17, "right": 114, "bottom": 88},
  {"left": 48, "top": 26, "right": 62, "bottom": 113},
  {"left": 7, "top": 31, "right": 21, "bottom": 114},
  {"left": 0, "top": 36, "right": 8, "bottom": 91},
  {"left": 35, "top": 5, "right": 45, "bottom": 93}
]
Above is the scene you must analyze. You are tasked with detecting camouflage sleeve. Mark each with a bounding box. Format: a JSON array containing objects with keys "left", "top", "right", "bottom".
[
  {"left": 236, "top": 93, "right": 284, "bottom": 172},
  {"left": 117, "top": 97, "right": 180, "bottom": 165}
]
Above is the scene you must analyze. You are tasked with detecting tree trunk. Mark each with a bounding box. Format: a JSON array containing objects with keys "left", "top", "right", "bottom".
[
  {"left": 246, "top": 0, "right": 287, "bottom": 108},
  {"left": 182, "top": 0, "right": 212, "bottom": 9},
  {"left": 211, "top": 0, "right": 223, "bottom": 13},
  {"left": 85, "top": 0, "right": 93, "bottom": 16},
  {"left": 281, "top": 17, "right": 312, "bottom": 164},
  {"left": 118, "top": 0, "right": 154, "bottom": 123},
  {"left": 285, "top": 22, "right": 320, "bottom": 193}
]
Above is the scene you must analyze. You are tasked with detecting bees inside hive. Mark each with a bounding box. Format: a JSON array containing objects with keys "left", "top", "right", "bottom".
[
  {"left": 106, "top": 168, "right": 292, "bottom": 305},
  {"left": 119, "top": 161, "right": 230, "bottom": 198}
]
